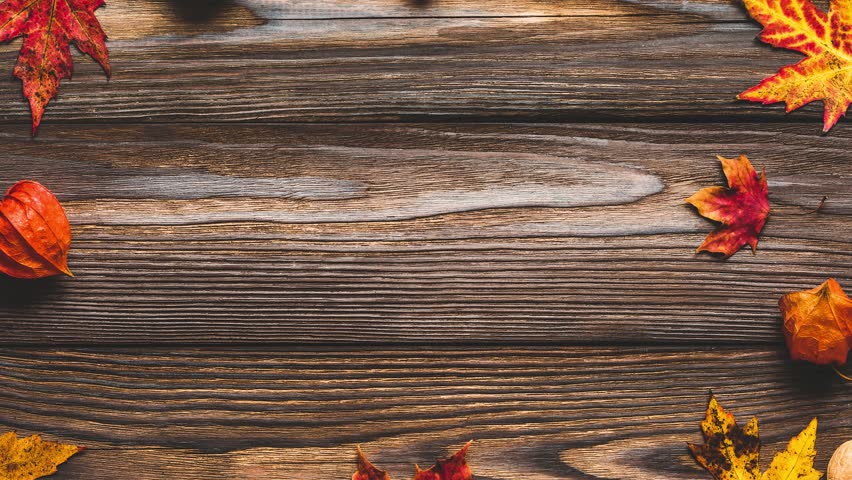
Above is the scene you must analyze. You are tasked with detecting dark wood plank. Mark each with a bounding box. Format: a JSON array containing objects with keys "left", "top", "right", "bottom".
[
  {"left": 0, "top": 0, "right": 834, "bottom": 127},
  {"left": 0, "top": 122, "right": 848, "bottom": 344},
  {"left": 0, "top": 346, "right": 848, "bottom": 479}
]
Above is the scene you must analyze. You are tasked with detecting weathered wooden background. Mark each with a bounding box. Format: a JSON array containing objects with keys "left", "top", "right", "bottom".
[{"left": 0, "top": 0, "right": 849, "bottom": 478}]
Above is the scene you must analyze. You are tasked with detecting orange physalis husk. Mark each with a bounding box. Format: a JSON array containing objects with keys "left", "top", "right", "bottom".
[
  {"left": 686, "top": 155, "right": 770, "bottom": 258},
  {"left": 780, "top": 278, "right": 852, "bottom": 366},
  {"left": 0, "top": 181, "right": 73, "bottom": 279},
  {"left": 738, "top": 0, "right": 852, "bottom": 132}
]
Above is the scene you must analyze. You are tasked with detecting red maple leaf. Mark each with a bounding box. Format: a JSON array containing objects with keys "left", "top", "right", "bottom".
[
  {"left": 0, "top": 0, "right": 110, "bottom": 134},
  {"left": 354, "top": 443, "right": 473, "bottom": 480},
  {"left": 353, "top": 447, "right": 391, "bottom": 480},
  {"left": 413, "top": 443, "right": 472, "bottom": 480},
  {"left": 686, "top": 155, "right": 770, "bottom": 258}
]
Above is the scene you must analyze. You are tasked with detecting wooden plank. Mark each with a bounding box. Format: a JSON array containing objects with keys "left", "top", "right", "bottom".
[
  {"left": 0, "top": 0, "right": 833, "bottom": 127},
  {"left": 0, "top": 122, "right": 848, "bottom": 344},
  {"left": 0, "top": 346, "right": 848, "bottom": 479}
]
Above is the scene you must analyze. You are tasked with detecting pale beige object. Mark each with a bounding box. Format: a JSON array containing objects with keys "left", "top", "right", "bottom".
[{"left": 829, "top": 440, "right": 852, "bottom": 480}]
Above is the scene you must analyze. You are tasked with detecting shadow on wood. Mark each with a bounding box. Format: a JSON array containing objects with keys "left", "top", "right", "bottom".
[
  {"left": 166, "top": 0, "right": 235, "bottom": 22},
  {"left": 0, "top": 275, "right": 65, "bottom": 308},
  {"left": 787, "top": 360, "right": 842, "bottom": 396}
]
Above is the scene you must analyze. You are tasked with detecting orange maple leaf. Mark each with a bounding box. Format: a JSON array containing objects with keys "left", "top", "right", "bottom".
[
  {"left": 0, "top": 432, "right": 84, "bottom": 480},
  {"left": 738, "top": 0, "right": 852, "bottom": 132},
  {"left": 686, "top": 155, "right": 770, "bottom": 258},
  {"left": 0, "top": 0, "right": 110, "bottom": 135},
  {"left": 780, "top": 278, "right": 852, "bottom": 365},
  {"left": 354, "top": 443, "right": 472, "bottom": 480}
]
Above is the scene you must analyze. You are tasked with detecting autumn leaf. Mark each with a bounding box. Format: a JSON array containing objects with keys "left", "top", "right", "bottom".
[
  {"left": 414, "top": 443, "right": 472, "bottom": 480},
  {"left": 689, "top": 395, "right": 822, "bottom": 480},
  {"left": 0, "top": 0, "right": 110, "bottom": 135},
  {"left": 761, "top": 419, "right": 821, "bottom": 480},
  {"left": 688, "top": 396, "right": 761, "bottom": 480},
  {"left": 0, "top": 180, "right": 73, "bottom": 278},
  {"left": 780, "top": 278, "right": 852, "bottom": 365},
  {"left": 738, "top": 0, "right": 852, "bottom": 132},
  {"left": 0, "top": 432, "right": 83, "bottom": 480},
  {"left": 354, "top": 443, "right": 473, "bottom": 480},
  {"left": 686, "top": 155, "right": 770, "bottom": 258},
  {"left": 354, "top": 446, "right": 391, "bottom": 480}
]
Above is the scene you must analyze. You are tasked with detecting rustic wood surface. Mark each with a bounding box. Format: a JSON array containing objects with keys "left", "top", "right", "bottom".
[
  {"left": 0, "top": 1, "right": 849, "bottom": 479},
  {"left": 1, "top": 347, "right": 850, "bottom": 480},
  {"left": 0, "top": 0, "right": 837, "bottom": 125},
  {"left": 0, "top": 122, "right": 849, "bottom": 344}
]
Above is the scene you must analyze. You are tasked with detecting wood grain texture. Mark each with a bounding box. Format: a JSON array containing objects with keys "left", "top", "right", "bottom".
[
  {"left": 0, "top": 4, "right": 848, "bottom": 479},
  {"left": 0, "top": 0, "right": 836, "bottom": 127},
  {"left": 0, "top": 347, "right": 848, "bottom": 479},
  {"left": 0, "top": 122, "right": 848, "bottom": 344}
]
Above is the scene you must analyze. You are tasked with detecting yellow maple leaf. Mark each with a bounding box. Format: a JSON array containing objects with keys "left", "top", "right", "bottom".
[
  {"left": 738, "top": 0, "right": 852, "bottom": 131},
  {"left": 0, "top": 432, "right": 83, "bottom": 480},
  {"left": 761, "top": 418, "right": 822, "bottom": 480},
  {"left": 689, "top": 396, "right": 823, "bottom": 480},
  {"left": 688, "top": 396, "right": 761, "bottom": 480}
]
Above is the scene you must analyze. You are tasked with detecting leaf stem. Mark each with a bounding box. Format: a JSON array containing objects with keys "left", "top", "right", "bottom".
[
  {"left": 832, "top": 365, "right": 852, "bottom": 381},
  {"left": 789, "top": 195, "right": 828, "bottom": 215}
]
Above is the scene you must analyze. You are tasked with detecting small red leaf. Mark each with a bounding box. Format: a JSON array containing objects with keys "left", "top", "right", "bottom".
[
  {"left": 0, "top": 181, "right": 72, "bottom": 279},
  {"left": 0, "top": 0, "right": 110, "bottom": 134},
  {"left": 686, "top": 155, "right": 770, "bottom": 258}
]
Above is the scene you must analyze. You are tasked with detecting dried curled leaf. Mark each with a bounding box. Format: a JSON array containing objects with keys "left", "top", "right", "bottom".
[
  {"left": 0, "top": 432, "right": 83, "bottom": 480},
  {"left": 689, "top": 395, "right": 823, "bottom": 480},
  {"left": 686, "top": 155, "right": 770, "bottom": 258},
  {"left": 0, "top": 0, "right": 110, "bottom": 134},
  {"left": 780, "top": 278, "right": 852, "bottom": 365},
  {"left": 0, "top": 180, "right": 73, "bottom": 279},
  {"left": 738, "top": 0, "right": 852, "bottom": 132},
  {"left": 354, "top": 443, "right": 473, "bottom": 480}
]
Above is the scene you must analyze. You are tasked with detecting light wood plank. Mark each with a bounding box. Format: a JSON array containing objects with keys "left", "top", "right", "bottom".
[{"left": 0, "top": 123, "right": 848, "bottom": 344}]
